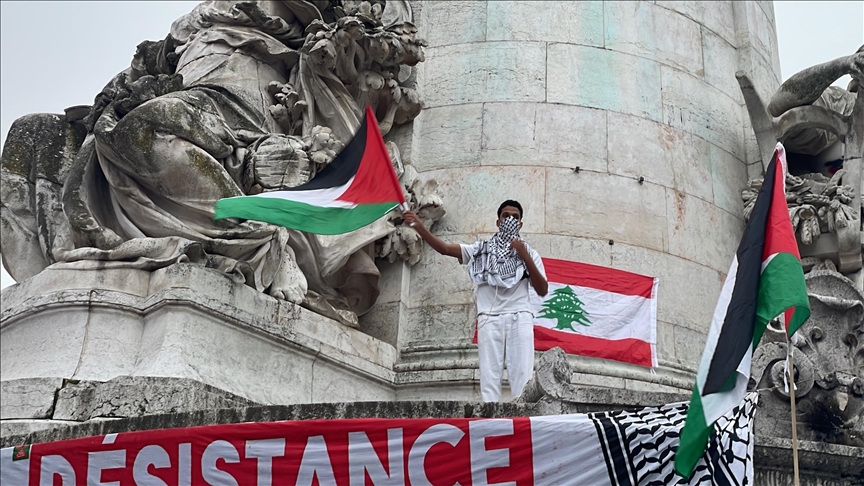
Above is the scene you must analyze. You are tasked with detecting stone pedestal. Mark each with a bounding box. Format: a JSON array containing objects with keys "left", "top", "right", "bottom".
[{"left": 0, "top": 264, "right": 402, "bottom": 434}]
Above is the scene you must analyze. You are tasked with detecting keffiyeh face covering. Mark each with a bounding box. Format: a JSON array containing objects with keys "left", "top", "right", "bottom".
[{"left": 469, "top": 216, "right": 530, "bottom": 288}]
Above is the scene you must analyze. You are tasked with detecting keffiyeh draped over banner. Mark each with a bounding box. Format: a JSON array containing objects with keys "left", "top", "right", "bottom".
[{"left": 0, "top": 394, "right": 756, "bottom": 485}]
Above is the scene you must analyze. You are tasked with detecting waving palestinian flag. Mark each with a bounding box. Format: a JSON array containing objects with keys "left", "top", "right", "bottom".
[
  {"left": 215, "top": 106, "right": 405, "bottom": 235},
  {"left": 674, "top": 143, "right": 810, "bottom": 477}
]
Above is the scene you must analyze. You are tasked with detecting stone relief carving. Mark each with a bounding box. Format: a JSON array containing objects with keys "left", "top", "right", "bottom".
[
  {"left": 738, "top": 45, "right": 863, "bottom": 276},
  {"left": 742, "top": 169, "right": 858, "bottom": 272},
  {"left": 0, "top": 1, "right": 443, "bottom": 327},
  {"left": 751, "top": 270, "right": 864, "bottom": 446}
]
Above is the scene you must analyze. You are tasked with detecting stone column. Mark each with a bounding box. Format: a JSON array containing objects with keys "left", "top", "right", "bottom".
[{"left": 392, "top": 0, "right": 782, "bottom": 399}]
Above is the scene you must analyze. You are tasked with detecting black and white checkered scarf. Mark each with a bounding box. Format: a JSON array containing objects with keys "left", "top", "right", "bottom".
[{"left": 468, "top": 216, "right": 530, "bottom": 288}]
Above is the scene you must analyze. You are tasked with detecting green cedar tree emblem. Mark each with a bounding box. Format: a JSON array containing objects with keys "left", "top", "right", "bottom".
[{"left": 537, "top": 285, "right": 591, "bottom": 331}]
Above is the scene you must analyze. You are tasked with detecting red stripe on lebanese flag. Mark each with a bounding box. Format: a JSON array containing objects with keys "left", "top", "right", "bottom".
[
  {"left": 542, "top": 258, "right": 655, "bottom": 298},
  {"left": 533, "top": 327, "right": 654, "bottom": 366},
  {"left": 534, "top": 258, "right": 658, "bottom": 367}
]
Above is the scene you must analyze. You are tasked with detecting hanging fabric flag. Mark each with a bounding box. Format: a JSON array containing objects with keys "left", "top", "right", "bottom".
[
  {"left": 214, "top": 106, "right": 405, "bottom": 235},
  {"left": 0, "top": 393, "right": 758, "bottom": 485},
  {"left": 674, "top": 143, "right": 810, "bottom": 478},
  {"left": 533, "top": 258, "right": 659, "bottom": 367}
]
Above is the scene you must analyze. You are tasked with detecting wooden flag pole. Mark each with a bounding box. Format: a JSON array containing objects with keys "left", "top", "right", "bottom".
[{"left": 788, "top": 345, "right": 801, "bottom": 486}]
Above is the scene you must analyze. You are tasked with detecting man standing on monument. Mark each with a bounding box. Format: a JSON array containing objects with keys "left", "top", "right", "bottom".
[{"left": 403, "top": 201, "right": 548, "bottom": 402}]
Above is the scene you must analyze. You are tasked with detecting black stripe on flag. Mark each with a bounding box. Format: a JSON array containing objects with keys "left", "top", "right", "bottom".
[
  {"left": 594, "top": 414, "right": 635, "bottom": 486},
  {"left": 702, "top": 153, "right": 778, "bottom": 395},
  {"left": 285, "top": 113, "right": 369, "bottom": 191}
]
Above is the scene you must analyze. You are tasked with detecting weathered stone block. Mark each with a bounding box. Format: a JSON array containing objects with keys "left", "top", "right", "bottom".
[
  {"left": 571, "top": 372, "right": 625, "bottom": 390},
  {"left": 1, "top": 419, "right": 79, "bottom": 439},
  {"left": 400, "top": 303, "right": 476, "bottom": 349},
  {"left": 69, "top": 306, "right": 143, "bottom": 382},
  {"left": 359, "top": 301, "right": 399, "bottom": 347},
  {"left": 526, "top": 234, "right": 612, "bottom": 267},
  {"left": 661, "top": 66, "right": 744, "bottom": 159},
  {"left": 733, "top": 0, "right": 780, "bottom": 77},
  {"left": 396, "top": 382, "right": 480, "bottom": 402},
  {"left": 604, "top": 1, "right": 704, "bottom": 76},
  {"left": 418, "top": 0, "right": 486, "bottom": 47},
  {"left": 625, "top": 379, "right": 684, "bottom": 394},
  {"left": 486, "top": 1, "right": 603, "bottom": 46},
  {"left": 607, "top": 112, "right": 667, "bottom": 184},
  {"left": 1, "top": 307, "right": 88, "bottom": 381},
  {"left": 310, "top": 363, "right": 395, "bottom": 403},
  {"left": 656, "top": 320, "right": 676, "bottom": 364},
  {"left": 411, "top": 104, "right": 483, "bottom": 172},
  {"left": 702, "top": 28, "right": 742, "bottom": 103},
  {"left": 0, "top": 378, "right": 62, "bottom": 420},
  {"left": 1, "top": 268, "right": 150, "bottom": 309},
  {"left": 149, "top": 263, "right": 280, "bottom": 321},
  {"left": 545, "top": 170, "right": 667, "bottom": 252},
  {"left": 663, "top": 126, "right": 715, "bottom": 202},
  {"left": 655, "top": 0, "right": 736, "bottom": 47},
  {"left": 374, "top": 259, "right": 405, "bottom": 305},
  {"left": 736, "top": 45, "right": 782, "bottom": 112},
  {"left": 480, "top": 103, "right": 607, "bottom": 172},
  {"left": 608, "top": 113, "right": 713, "bottom": 202},
  {"left": 666, "top": 189, "right": 743, "bottom": 273},
  {"left": 52, "top": 377, "right": 256, "bottom": 422},
  {"left": 673, "top": 325, "right": 707, "bottom": 371},
  {"left": 710, "top": 144, "right": 748, "bottom": 218},
  {"left": 611, "top": 244, "right": 722, "bottom": 333},
  {"left": 420, "top": 42, "right": 546, "bottom": 108},
  {"left": 419, "top": 166, "right": 546, "bottom": 235},
  {"left": 407, "top": 233, "right": 476, "bottom": 308},
  {"left": 548, "top": 44, "right": 663, "bottom": 122}
]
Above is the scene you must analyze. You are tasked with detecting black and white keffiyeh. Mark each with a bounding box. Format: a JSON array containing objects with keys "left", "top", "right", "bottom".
[{"left": 469, "top": 216, "right": 531, "bottom": 288}]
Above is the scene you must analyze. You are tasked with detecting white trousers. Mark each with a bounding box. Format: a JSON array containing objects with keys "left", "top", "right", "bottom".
[{"left": 477, "top": 312, "right": 535, "bottom": 402}]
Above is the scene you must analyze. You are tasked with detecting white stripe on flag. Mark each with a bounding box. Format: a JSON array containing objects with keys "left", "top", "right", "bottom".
[
  {"left": 530, "top": 415, "right": 613, "bottom": 486},
  {"left": 533, "top": 283, "right": 655, "bottom": 342},
  {"left": 696, "top": 255, "right": 750, "bottom": 424},
  {"left": 248, "top": 176, "right": 357, "bottom": 208}
]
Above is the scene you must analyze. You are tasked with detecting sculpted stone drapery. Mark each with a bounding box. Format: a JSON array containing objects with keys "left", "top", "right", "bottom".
[
  {"left": 739, "top": 46, "right": 864, "bottom": 276},
  {"left": 0, "top": 1, "right": 442, "bottom": 327}
]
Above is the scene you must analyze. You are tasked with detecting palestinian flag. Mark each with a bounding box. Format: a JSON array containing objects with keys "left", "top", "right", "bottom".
[
  {"left": 674, "top": 143, "right": 810, "bottom": 477},
  {"left": 214, "top": 106, "right": 405, "bottom": 235}
]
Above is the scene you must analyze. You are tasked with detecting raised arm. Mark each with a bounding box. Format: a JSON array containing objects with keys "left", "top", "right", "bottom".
[
  {"left": 768, "top": 48, "right": 863, "bottom": 117},
  {"left": 403, "top": 211, "right": 463, "bottom": 261}
]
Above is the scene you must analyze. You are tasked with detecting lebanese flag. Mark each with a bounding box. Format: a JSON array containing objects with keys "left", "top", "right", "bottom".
[
  {"left": 533, "top": 259, "right": 659, "bottom": 367},
  {"left": 674, "top": 143, "right": 810, "bottom": 478},
  {"left": 214, "top": 106, "right": 405, "bottom": 235}
]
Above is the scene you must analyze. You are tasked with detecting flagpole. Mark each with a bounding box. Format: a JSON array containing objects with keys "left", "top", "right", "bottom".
[{"left": 788, "top": 339, "right": 801, "bottom": 486}]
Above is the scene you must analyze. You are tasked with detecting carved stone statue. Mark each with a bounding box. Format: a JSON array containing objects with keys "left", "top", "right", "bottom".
[
  {"left": 739, "top": 46, "right": 864, "bottom": 276},
  {"left": 0, "top": 1, "right": 442, "bottom": 327},
  {"left": 751, "top": 269, "right": 864, "bottom": 447}
]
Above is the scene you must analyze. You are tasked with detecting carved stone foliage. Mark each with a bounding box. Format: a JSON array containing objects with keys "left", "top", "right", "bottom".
[
  {"left": 738, "top": 46, "right": 864, "bottom": 276},
  {"left": 0, "top": 1, "right": 441, "bottom": 325},
  {"left": 742, "top": 169, "right": 859, "bottom": 273},
  {"left": 751, "top": 270, "right": 864, "bottom": 446}
]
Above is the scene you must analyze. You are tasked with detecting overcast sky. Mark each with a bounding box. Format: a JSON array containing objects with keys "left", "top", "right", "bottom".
[{"left": 1, "top": 1, "right": 863, "bottom": 289}]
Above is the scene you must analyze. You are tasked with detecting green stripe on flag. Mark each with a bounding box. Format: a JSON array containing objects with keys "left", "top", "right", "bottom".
[
  {"left": 215, "top": 197, "right": 396, "bottom": 235},
  {"left": 674, "top": 387, "right": 710, "bottom": 478},
  {"left": 755, "top": 251, "right": 810, "bottom": 345}
]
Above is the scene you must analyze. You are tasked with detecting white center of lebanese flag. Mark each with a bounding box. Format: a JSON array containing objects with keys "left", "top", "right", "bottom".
[{"left": 532, "top": 258, "right": 658, "bottom": 367}]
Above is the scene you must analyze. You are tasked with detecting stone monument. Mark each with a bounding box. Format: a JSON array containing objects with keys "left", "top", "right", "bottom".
[{"left": 3, "top": 1, "right": 863, "bottom": 483}]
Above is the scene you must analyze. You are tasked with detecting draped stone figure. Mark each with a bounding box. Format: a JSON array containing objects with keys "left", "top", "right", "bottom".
[
  {"left": 738, "top": 45, "right": 864, "bottom": 277},
  {"left": 0, "top": 0, "right": 438, "bottom": 326}
]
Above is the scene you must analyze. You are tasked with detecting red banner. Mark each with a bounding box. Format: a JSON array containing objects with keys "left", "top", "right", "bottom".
[
  {"left": 3, "top": 417, "right": 536, "bottom": 486},
  {"left": 0, "top": 398, "right": 757, "bottom": 486}
]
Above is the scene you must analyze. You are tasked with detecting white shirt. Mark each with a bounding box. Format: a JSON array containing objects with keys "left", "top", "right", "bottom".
[{"left": 460, "top": 243, "right": 547, "bottom": 316}]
